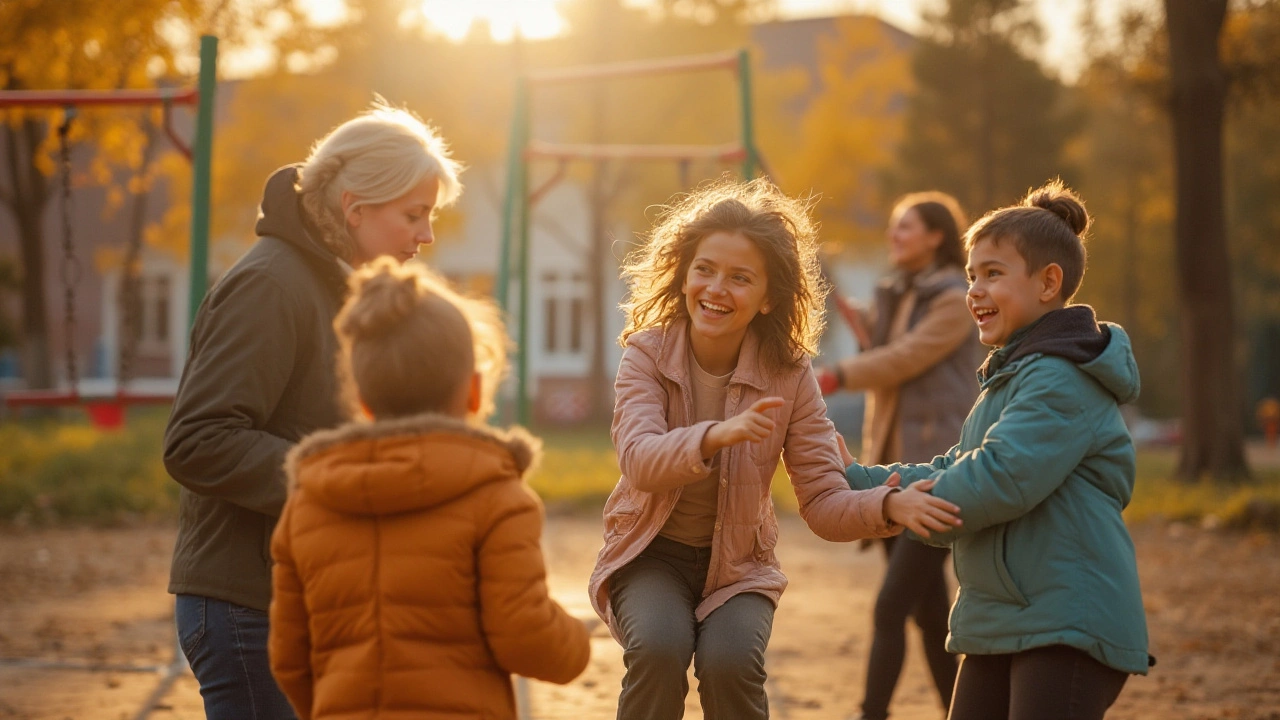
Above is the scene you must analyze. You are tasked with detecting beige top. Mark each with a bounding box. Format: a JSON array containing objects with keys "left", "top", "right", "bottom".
[{"left": 657, "top": 348, "right": 733, "bottom": 547}]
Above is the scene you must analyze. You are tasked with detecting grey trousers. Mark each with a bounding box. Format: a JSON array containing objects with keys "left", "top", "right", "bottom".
[{"left": 610, "top": 534, "right": 776, "bottom": 720}]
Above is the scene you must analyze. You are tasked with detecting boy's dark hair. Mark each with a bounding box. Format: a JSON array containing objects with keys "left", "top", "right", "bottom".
[
  {"left": 893, "top": 191, "right": 968, "bottom": 270},
  {"left": 964, "top": 180, "right": 1091, "bottom": 302}
]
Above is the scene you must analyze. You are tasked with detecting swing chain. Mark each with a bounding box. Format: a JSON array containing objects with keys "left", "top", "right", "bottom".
[
  {"left": 117, "top": 120, "right": 158, "bottom": 394},
  {"left": 57, "top": 107, "right": 80, "bottom": 392}
]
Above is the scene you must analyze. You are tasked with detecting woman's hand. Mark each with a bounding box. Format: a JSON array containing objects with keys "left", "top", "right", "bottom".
[
  {"left": 836, "top": 432, "right": 856, "bottom": 467},
  {"left": 882, "top": 476, "right": 962, "bottom": 538},
  {"left": 832, "top": 293, "right": 872, "bottom": 350},
  {"left": 702, "top": 397, "right": 785, "bottom": 457},
  {"left": 816, "top": 366, "right": 843, "bottom": 395}
]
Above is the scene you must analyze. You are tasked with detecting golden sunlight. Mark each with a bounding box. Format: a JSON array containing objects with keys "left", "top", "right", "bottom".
[{"left": 419, "top": 0, "right": 567, "bottom": 42}]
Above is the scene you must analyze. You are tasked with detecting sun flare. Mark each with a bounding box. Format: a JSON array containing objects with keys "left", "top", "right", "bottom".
[{"left": 419, "top": 0, "right": 568, "bottom": 42}]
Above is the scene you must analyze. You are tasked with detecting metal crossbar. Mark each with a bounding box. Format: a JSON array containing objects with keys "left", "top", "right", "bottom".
[
  {"left": 0, "top": 88, "right": 198, "bottom": 107},
  {"left": 526, "top": 140, "right": 747, "bottom": 163},
  {"left": 527, "top": 49, "right": 740, "bottom": 85}
]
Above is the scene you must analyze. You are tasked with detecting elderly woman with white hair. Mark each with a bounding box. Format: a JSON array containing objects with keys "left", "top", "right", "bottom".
[{"left": 163, "top": 101, "right": 462, "bottom": 720}]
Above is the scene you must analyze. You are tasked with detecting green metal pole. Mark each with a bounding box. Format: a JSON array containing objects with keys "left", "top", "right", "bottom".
[
  {"left": 188, "top": 35, "right": 217, "bottom": 324},
  {"left": 497, "top": 78, "right": 528, "bottom": 314},
  {"left": 737, "top": 48, "right": 758, "bottom": 180},
  {"left": 516, "top": 122, "right": 532, "bottom": 427},
  {"left": 497, "top": 78, "right": 529, "bottom": 424}
]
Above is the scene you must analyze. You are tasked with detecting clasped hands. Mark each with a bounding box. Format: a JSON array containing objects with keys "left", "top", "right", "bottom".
[{"left": 700, "top": 397, "right": 963, "bottom": 539}]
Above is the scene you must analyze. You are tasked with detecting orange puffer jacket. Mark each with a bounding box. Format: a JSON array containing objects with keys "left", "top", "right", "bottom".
[{"left": 269, "top": 413, "right": 590, "bottom": 720}]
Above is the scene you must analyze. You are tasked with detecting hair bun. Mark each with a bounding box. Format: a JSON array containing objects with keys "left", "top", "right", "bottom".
[
  {"left": 1024, "top": 179, "right": 1090, "bottom": 236},
  {"left": 338, "top": 259, "right": 419, "bottom": 340}
]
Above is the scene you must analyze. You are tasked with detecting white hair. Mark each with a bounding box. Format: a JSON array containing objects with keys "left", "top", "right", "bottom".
[{"left": 298, "top": 99, "right": 463, "bottom": 262}]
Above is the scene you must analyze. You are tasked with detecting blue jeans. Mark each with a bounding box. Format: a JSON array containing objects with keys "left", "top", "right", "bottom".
[{"left": 176, "top": 594, "right": 298, "bottom": 720}]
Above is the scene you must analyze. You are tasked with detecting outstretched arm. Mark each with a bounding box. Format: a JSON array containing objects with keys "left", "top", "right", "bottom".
[
  {"left": 852, "top": 361, "right": 1094, "bottom": 544},
  {"left": 783, "top": 361, "right": 901, "bottom": 541}
]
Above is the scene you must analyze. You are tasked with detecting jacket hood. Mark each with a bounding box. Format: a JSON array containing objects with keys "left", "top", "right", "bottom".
[
  {"left": 1077, "top": 322, "right": 1140, "bottom": 404},
  {"left": 285, "top": 413, "right": 541, "bottom": 516},
  {"left": 254, "top": 164, "right": 346, "bottom": 294},
  {"left": 983, "top": 306, "right": 1140, "bottom": 404}
]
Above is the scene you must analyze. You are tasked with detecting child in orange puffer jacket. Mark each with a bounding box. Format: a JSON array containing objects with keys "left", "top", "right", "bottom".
[{"left": 268, "top": 258, "right": 590, "bottom": 720}]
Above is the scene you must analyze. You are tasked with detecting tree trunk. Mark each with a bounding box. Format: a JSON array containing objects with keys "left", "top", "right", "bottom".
[
  {"left": 1164, "top": 0, "right": 1249, "bottom": 480},
  {"left": 1122, "top": 113, "right": 1140, "bottom": 335},
  {"left": 976, "top": 33, "right": 997, "bottom": 212},
  {"left": 2, "top": 118, "right": 54, "bottom": 390}
]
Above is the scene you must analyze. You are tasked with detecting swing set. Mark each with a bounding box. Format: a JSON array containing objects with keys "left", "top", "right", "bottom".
[
  {"left": 498, "top": 48, "right": 762, "bottom": 425},
  {"left": 0, "top": 36, "right": 218, "bottom": 430}
]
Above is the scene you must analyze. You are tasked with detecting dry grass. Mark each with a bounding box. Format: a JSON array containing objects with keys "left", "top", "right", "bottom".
[{"left": 3, "top": 413, "right": 1278, "bottom": 530}]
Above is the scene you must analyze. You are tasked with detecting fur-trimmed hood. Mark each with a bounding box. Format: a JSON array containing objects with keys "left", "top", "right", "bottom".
[{"left": 285, "top": 413, "right": 541, "bottom": 516}]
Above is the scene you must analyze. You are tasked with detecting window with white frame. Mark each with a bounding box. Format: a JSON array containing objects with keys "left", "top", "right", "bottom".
[
  {"left": 123, "top": 274, "right": 173, "bottom": 353},
  {"left": 542, "top": 271, "right": 588, "bottom": 355}
]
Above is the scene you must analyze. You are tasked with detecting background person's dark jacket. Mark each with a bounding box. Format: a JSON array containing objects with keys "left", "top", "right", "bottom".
[
  {"left": 165, "top": 165, "right": 348, "bottom": 612},
  {"left": 837, "top": 265, "right": 985, "bottom": 464}
]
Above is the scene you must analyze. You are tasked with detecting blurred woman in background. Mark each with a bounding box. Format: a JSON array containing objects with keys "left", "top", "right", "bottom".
[{"left": 818, "top": 191, "right": 984, "bottom": 720}]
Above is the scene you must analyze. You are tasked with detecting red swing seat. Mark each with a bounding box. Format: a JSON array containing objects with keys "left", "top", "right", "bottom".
[{"left": 4, "top": 389, "right": 174, "bottom": 429}]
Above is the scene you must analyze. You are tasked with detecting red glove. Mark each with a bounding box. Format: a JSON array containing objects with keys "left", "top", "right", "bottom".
[{"left": 816, "top": 366, "right": 843, "bottom": 396}]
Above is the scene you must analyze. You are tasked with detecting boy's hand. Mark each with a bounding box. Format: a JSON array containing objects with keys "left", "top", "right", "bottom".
[
  {"left": 703, "top": 397, "right": 785, "bottom": 457},
  {"left": 882, "top": 477, "right": 962, "bottom": 538}
]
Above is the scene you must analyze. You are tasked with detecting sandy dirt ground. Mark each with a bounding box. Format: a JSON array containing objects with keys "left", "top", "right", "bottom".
[{"left": 1, "top": 514, "right": 1278, "bottom": 720}]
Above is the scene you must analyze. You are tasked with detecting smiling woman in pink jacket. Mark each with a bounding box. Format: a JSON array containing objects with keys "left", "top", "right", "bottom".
[{"left": 589, "top": 178, "right": 963, "bottom": 720}]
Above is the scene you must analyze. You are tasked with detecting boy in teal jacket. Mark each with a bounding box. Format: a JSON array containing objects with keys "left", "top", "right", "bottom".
[{"left": 845, "top": 181, "right": 1150, "bottom": 720}]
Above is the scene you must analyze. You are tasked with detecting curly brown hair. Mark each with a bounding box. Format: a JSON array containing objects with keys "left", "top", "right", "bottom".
[{"left": 619, "top": 176, "right": 829, "bottom": 371}]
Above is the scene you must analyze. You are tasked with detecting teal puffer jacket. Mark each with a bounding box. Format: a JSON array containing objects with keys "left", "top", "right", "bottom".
[{"left": 847, "top": 310, "right": 1150, "bottom": 675}]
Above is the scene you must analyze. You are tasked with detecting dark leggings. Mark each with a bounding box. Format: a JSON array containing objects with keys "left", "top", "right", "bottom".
[
  {"left": 860, "top": 535, "right": 957, "bottom": 720},
  {"left": 948, "top": 645, "right": 1129, "bottom": 720},
  {"left": 611, "top": 535, "right": 775, "bottom": 720}
]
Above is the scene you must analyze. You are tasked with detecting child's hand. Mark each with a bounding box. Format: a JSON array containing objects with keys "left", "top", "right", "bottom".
[
  {"left": 703, "top": 397, "right": 785, "bottom": 456},
  {"left": 882, "top": 477, "right": 962, "bottom": 538}
]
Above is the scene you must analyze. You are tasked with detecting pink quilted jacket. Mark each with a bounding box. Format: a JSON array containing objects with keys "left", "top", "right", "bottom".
[{"left": 589, "top": 321, "right": 901, "bottom": 638}]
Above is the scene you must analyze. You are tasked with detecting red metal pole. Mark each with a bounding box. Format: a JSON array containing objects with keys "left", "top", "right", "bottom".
[{"left": 0, "top": 87, "right": 199, "bottom": 108}]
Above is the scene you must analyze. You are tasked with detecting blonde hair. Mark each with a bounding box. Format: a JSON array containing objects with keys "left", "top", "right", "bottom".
[
  {"left": 298, "top": 99, "right": 464, "bottom": 263},
  {"left": 335, "top": 258, "right": 509, "bottom": 420},
  {"left": 619, "top": 176, "right": 828, "bottom": 371}
]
